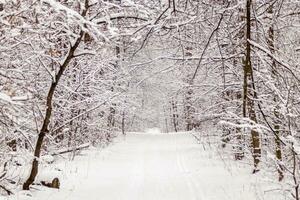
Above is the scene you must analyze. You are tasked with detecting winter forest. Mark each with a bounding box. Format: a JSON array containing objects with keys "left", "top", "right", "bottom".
[{"left": 0, "top": 0, "right": 300, "bottom": 199}]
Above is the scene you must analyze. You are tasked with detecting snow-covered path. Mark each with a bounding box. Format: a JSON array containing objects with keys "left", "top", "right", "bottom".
[{"left": 10, "top": 132, "right": 273, "bottom": 200}]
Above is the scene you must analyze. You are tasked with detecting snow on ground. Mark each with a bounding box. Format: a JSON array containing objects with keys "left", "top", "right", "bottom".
[
  {"left": 6, "top": 132, "right": 283, "bottom": 200},
  {"left": 145, "top": 127, "right": 161, "bottom": 134}
]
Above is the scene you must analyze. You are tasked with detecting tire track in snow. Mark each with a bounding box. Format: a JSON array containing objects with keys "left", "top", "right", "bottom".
[
  {"left": 179, "top": 134, "right": 206, "bottom": 200},
  {"left": 174, "top": 133, "right": 200, "bottom": 200},
  {"left": 127, "top": 138, "right": 145, "bottom": 200}
]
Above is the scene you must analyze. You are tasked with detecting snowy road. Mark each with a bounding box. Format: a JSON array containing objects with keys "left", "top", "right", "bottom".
[{"left": 10, "top": 132, "right": 273, "bottom": 200}]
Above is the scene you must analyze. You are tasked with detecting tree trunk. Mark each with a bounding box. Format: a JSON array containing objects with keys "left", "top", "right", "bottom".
[
  {"left": 267, "top": 3, "right": 283, "bottom": 181},
  {"left": 108, "top": 105, "right": 116, "bottom": 128},
  {"left": 292, "top": 144, "right": 299, "bottom": 200},
  {"left": 22, "top": 28, "right": 85, "bottom": 190},
  {"left": 121, "top": 111, "right": 126, "bottom": 135},
  {"left": 243, "top": 0, "right": 261, "bottom": 172},
  {"left": 171, "top": 100, "right": 178, "bottom": 132},
  {"left": 185, "top": 87, "right": 194, "bottom": 131}
]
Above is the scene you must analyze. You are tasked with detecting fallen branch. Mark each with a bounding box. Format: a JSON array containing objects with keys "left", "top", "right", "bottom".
[
  {"left": 50, "top": 143, "right": 90, "bottom": 156},
  {"left": 41, "top": 178, "right": 60, "bottom": 189}
]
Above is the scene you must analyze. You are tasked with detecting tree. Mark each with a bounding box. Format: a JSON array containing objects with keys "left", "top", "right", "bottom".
[{"left": 242, "top": 0, "right": 261, "bottom": 172}]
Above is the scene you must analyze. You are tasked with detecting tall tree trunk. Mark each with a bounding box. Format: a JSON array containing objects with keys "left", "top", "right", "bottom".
[
  {"left": 267, "top": 3, "right": 283, "bottom": 181},
  {"left": 107, "top": 33, "right": 121, "bottom": 130},
  {"left": 243, "top": 0, "right": 261, "bottom": 172},
  {"left": 22, "top": 1, "right": 87, "bottom": 186},
  {"left": 23, "top": 32, "right": 84, "bottom": 190}
]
